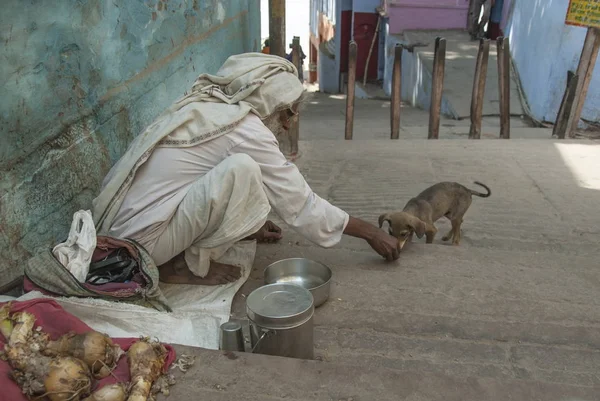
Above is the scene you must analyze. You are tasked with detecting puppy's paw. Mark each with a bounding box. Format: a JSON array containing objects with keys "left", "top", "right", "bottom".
[{"left": 441, "top": 235, "right": 451, "bottom": 242}]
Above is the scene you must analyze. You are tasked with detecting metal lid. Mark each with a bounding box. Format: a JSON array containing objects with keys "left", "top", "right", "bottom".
[{"left": 246, "top": 283, "right": 314, "bottom": 329}]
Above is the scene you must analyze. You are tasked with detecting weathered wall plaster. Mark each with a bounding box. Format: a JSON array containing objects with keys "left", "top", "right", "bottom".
[{"left": 0, "top": 0, "right": 260, "bottom": 285}]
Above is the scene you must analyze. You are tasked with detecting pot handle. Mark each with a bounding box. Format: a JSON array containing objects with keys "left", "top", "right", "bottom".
[{"left": 251, "top": 329, "right": 275, "bottom": 353}]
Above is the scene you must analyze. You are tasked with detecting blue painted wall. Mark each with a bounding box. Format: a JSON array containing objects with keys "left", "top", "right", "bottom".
[
  {"left": 506, "top": 0, "right": 600, "bottom": 124},
  {"left": 0, "top": 0, "right": 260, "bottom": 285},
  {"left": 383, "top": 29, "right": 455, "bottom": 117},
  {"left": 352, "top": 0, "right": 379, "bottom": 13}
]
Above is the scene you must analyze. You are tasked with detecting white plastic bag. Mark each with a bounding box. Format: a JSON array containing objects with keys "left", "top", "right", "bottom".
[{"left": 52, "top": 210, "right": 97, "bottom": 283}]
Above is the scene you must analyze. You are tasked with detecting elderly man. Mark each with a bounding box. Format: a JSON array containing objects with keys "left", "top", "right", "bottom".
[{"left": 92, "top": 53, "right": 399, "bottom": 286}]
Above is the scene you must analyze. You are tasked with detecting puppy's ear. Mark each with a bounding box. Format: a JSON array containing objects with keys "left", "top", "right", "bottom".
[
  {"left": 408, "top": 216, "right": 426, "bottom": 239},
  {"left": 378, "top": 213, "right": 390, "bottom": 229}
]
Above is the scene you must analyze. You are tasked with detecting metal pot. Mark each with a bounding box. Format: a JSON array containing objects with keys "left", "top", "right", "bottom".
[
  {"left": 246, "top": 283, "right": 314, "bottom": 360},
  {"left": 263, "top": 258, "right": 332, "bottom": 308}
]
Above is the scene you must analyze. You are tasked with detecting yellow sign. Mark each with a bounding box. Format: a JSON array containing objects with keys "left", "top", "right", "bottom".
[{"left": 565, "top": 0, "right": 600, "bottom": 29}]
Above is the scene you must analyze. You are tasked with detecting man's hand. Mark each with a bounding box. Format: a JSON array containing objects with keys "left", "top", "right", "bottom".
[
  {"left": 365, "top": 229, "right": 400, "bottom": 261},
  {"left": 246, "top": 220, "right": 283, "bottom": 243},
  {"left": 343, "top": 216, "right": 400, "bottom": 261}
]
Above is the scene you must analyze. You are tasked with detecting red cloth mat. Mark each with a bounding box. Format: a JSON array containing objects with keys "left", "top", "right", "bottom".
[{"left": 0, "top": 298, "right": 176, "bottom": 401}]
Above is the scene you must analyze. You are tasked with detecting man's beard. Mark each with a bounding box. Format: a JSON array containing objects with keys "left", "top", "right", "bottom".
[{"left": 262, "top": 114, "right": 286, "bottom": 139}]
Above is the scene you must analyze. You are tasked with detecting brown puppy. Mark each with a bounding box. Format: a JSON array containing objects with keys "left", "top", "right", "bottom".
[{"left": 378, "top": 182, "right": 491, "bottom": 249}]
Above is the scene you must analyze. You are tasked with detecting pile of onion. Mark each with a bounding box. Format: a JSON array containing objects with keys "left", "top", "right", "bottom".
[{"left": 0, "top": 303, "right": 171, "bottom": 401}]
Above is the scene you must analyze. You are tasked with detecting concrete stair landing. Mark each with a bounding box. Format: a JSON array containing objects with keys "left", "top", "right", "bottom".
[{"left": 384, "top": 30, "right": 525, "bottom": 120}]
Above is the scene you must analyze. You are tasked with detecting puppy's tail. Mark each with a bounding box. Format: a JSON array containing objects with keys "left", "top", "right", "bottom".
[{"left": 470, "top": 181, "right": 491, "bottom": 198}]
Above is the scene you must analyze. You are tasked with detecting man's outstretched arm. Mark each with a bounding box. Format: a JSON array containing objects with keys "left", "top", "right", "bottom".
[
  {"left": 343, "top": 216, "right": 400, "bottom": 261},
  {"left": 230, "top": 117, "right": 400, "bottom": 261}
]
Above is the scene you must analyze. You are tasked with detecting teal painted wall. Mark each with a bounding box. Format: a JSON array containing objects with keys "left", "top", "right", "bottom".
[{"left": 0, "top": 0, "right": 260, "bottom": 286}]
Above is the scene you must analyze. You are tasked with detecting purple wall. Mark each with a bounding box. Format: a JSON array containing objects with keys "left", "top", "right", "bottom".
[{"left": 388, "top": 0, "right": 470, "bottom": 34}]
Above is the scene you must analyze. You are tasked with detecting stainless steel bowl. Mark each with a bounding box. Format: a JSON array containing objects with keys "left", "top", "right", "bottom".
[{"left": 263, "top": 258, "right": 332, "bottom": 308}]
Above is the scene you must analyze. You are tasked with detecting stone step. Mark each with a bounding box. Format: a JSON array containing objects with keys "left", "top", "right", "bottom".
[
  {"left": 224, "top": 138, "right": 600, "bottom": 399},
  {"left": 230, "top": 242, "right": 600, "bottom": 389},
  {"left": 164, "top": 345, "right": 598, "bottom": 401},
  {"left": 314, "top": 326, "right": 600, "bottom": 387}
]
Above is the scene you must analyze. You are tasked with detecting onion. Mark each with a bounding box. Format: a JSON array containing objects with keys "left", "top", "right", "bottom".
[
  {"left": 9, "top": 311, "right": 36, "bottom": 346},
  {"left": 44, "top": 356, "right": 93, "bottom": 401},
  {"left": 0, "top": 303, "right": 12, "bottom": 340},
  {"left": 126, "top": 338, "right": 168, "bottom": 401},
  {"left": 44, "top": 331, "right": 124, "bottom": 379},
  {"left": 9, "top": 351, "right": 92, "bottom": 401},
  {"left": 83, "top": 383, "right": 127, "bottom": 401}
]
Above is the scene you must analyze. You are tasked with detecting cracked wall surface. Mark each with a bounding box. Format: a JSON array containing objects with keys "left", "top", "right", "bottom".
[{"left": 0, "top": 0, "right": 260, "bottom": 286}]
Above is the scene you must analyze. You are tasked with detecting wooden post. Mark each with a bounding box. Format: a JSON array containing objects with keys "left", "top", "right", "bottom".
[
  {"left": 497, "top": 37, "right": 511, "bottom": 139},
  {"left": 269, "top": 0, "right": 286, "bottom": 57},
  {"left": 391, "top": 44, "right": 402, "bottom": 140},
  {"left": 428, "top": 37, "right": 446, "bottom": 139},
  {"left": 345, "top": 41, "right": 357, "bottom": 140},
  {"left": 469, "top": 39, "right": 490, "bottom": 139},
  {"left": 553, "top": 71, "right": 579, "bottom": 139},
  {"left": 567, "top": 27, "right": 600, "bottom": 137}
]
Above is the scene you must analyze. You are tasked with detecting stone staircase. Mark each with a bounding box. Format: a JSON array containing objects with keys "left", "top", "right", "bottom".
[
  {"left": 190, "top": 139, "right": 599, "bottom": 400},
  {"left": 164, "top": 100, "right": 599, "bottom": 400}
]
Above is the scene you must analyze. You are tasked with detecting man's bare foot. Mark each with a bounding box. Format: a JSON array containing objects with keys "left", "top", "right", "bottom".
[
  {"left": 159, "top": 253, "right": 242, "bottom": 285},
  {"left": 245, "top": 220, "right": 283, "bottom": 243}
]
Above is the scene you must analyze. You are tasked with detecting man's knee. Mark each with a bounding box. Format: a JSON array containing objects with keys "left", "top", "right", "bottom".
[{"left": 225, "top": 153, "right": 261, "bottom": 178}]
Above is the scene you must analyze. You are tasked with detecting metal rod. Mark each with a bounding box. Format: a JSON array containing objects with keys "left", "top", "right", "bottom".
[
  {"left": 428, "top": 37, "right": 446, "bottom": 139},
  {"left": 391, "top": 44, "right": 402, "bottom": 140},
  {"left": 345, "top": 41, "right": 357, "bottom": 140},
  {"left": 497, "top": 37, "right": 511, "bottom": 139},
  {"left": 469, "top": 39, "right": 490, "bottom": 139},
  {"left": 363, "top": 15, "right": 381, "bottom": 86}
]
